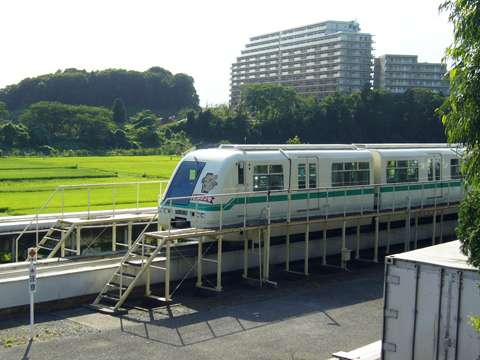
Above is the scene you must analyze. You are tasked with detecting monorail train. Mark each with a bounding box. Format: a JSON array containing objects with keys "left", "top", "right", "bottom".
[{"left": 158, "top": 144, "right": 464, "bottom": 241}]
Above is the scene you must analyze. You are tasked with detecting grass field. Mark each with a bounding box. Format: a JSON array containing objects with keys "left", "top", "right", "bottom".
[{"left": 0, "top": 155, "right": 180, "bottom": 216}]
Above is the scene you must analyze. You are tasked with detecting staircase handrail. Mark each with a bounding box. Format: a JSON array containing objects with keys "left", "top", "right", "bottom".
[
  {"left": 15, "top": 186, "right": 61, "bottom": 262},
  {"left": 13, "top": 180, "right": 168, "bottom": 262}
]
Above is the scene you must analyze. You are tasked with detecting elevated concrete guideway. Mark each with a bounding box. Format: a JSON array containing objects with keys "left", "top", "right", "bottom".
[
  {"left": 0, "top": 176, "right": 462, "bottom": 311},
  {"left": 0, "top": 200, "right": 459, "bottom": 310}
]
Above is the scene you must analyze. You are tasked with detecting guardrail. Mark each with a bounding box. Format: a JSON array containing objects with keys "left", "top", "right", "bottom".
[
  {"left": 11, "top": 179, "right": 464, "bottom": 262},
  {"left": 14, "top": 181, "right": 169, "bottom": 262},
  {"left": 159, "top": 179, "right": 465, "bottom": 235}
]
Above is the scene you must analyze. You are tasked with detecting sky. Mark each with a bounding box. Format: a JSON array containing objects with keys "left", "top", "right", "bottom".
[{"left": 0, "top": 0, "right": 453, "bottom": 107}]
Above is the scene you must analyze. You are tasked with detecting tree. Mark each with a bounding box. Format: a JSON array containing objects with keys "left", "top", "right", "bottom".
[
  {"left": 456, "top": 188, "right": 480, "bottom": 268},
  {"left": 112, "top": 98, "right": 127, "bottom": 124},
  {"left": 242, "top": 84, "right": 298, "bottom": 143},
  {"left": 113, "top": 129, "right": 128, "bottom": 148},
  {"left": 0, "top": 102, "right": 8, "bottom": 124},
  {"left": 439, "top": 1, "right": 480, "bottom": 322},
  {"left": 323, "top": 91, "right": 355, "bottom": 143},
  {"left": 19, "top": 101, "right": 114, "bottom": 147},
  {"left": 0, "top": 122, "right": 30, "bottom": 147},
  {"left": 439, "top": 0, "right": 480, "bottom": 188},
  {"left": 29, "top": 125, "right": 51, "bottom": 146}
]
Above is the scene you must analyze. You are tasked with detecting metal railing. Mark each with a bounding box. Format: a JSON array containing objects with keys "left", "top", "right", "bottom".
[
  {"left": 159, "top": 179, "right": 465, "bottom": 235},
  {"left": 14, "top": 181, "right": 169, "bottom": 262}
]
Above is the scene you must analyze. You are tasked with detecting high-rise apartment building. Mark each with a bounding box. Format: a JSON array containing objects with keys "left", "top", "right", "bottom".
[
  {"left": 230, "top": 20, "right": 374, "bottom": 106},
  {"left": 373, "top": 55, "right": 449, "bottom": 94}
]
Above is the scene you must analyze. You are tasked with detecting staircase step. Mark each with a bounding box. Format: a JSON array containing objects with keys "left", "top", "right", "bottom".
[
  {"left": 141, "top": 243, "right": 157, "bottom": 249},
  {"left": 38, "top": 245, "right": 55, "bottom": 251},
  {"left": 131, "top": 250, "right": 149, "bottom": 257},
  {"left": 116, "top": 272, "right": 136, "bottom": 280},
  {"left": 108, "top": 282, "right": 128, "bottom": 291},
  {"left": 85, "top": 304, "right": 128, "bottom": 315},
  {"left": 43, "top": 236, "right": 61, "bottom": 242},
  {"left": 124, "top": 261, "right": 142, "bottom": 268},
  {"left": 99, "top": 292, "right": 120, "bottom": 301}
]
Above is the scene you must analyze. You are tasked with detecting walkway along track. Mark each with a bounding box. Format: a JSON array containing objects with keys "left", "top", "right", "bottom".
[{"left": 89, "top": 202, "right": 459, "bottom": 313}]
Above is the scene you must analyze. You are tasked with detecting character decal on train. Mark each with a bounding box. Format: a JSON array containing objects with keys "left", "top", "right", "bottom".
[{"left": 201, "top": 173, "right": 218, "bottom": 193}]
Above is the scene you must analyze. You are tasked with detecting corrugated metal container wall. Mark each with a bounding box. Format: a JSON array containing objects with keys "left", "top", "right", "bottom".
[{"left": 382, "top": 241, "right": 480, "bottom": 360}]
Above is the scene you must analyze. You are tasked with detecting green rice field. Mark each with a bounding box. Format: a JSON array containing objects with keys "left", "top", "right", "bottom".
[{"left": 0, "top": 155, "right": 181, "bottom": 216}]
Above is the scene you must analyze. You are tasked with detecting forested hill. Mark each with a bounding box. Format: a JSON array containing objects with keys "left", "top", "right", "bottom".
[{"left": 0, "top": 67, "right": 200, "bottom": 115}]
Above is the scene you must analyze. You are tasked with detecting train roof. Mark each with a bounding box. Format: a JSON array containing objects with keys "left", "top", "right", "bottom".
[
  {"left": 218, "top": 144, "right": 357, "bottom": 151},
  {"left": 218, "top": 143, "right": 463, "bottom": 152},
  {"left": 367, "top": 148, "right": 464, "bottom": 158},
  {"left": 183, "top": 144, "right": 464, "bottom": 162},
  {"left": 353, "top": 143, "right": 462, "bottom": 149},
  {"left": 184, "top": 146, "right": 373, "bottom": 163}
]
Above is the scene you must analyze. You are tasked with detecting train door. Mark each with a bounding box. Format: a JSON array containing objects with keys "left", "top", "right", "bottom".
[
  {"left": 237, "top": 161, "right": 247, "bottom": 193},
  {"left": 297, "top": 157, "right": 320, "bottom": 212},
  {"left": 235, "top": 161, "right": 248, "bottom": 222},
  {"left": 427, "top": 154, "right": 443, "bottom": 198}
]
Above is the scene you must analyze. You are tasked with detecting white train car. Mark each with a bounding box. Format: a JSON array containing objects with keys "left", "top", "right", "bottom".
[
  {"left": 158, "top": 144, "right": 464, "bottom": 240},
  {"left": 359, "top": 144, "right": 464, "bottom": 212}
]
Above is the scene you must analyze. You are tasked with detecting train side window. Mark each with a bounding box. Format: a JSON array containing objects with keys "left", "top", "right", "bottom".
[
  {"left": 332, "top": 162, "right": 369, "bottom": 187},
  {"left": 451, "top": 159, "right": 462, "bottom": 179},
  {"left": 238, "top": 162, "right": 245, "bottom": 185},
  {"left": 254, "top": 165, "right": 268, "bottom": 174},
  {"left": 427, "top": 159, "right": 441, "bottom": 181},
  {"left": 253, "top": 164, "right": 284, "bottom": 191},
  {"left": 387, "top": 160, "right": 418, "bottom": 183},
  {"left": 309, "top": 163, "right": 317, "bottom": 188},
  {"left": 298, "top": 164, "right": 306, "bottom": 189}
]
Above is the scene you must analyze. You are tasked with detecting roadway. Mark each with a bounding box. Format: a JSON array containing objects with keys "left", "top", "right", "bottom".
[{"left": 0, "top": 260, "right": 384, "bottom": 360}]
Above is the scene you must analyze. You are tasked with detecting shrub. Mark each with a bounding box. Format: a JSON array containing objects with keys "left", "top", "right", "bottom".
[
  {"left": 0, "top": 252, "right": 12, "bottom": 263},
  {"left": 38, "top": 145, "right": 55, "bottom": 156}
]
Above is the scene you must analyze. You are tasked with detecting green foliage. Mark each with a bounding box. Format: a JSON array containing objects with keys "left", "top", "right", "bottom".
[
  {"left": 469, "top": 315, "right": 480, "bottom": 339},
  {"left": 0, "top": 252, "right": 12, "bottom": 263},
  {"left": 439, "top": 0, "right": 480, "bottom": 189},
  {"left": 0, "top": 122, "right": 30, "bottom": 147},
  {"left": 0, "top": 101, "right": 8, "bottom": 123},
  {"left": 0, "top": 67, "right": 200, "bottom": 115},
  {"left": 287, "top": 135, "right": 302, "bottom": 144},
  {"left": 29, "top": 124, "right": 51, "bottom": 146},
  {"left": 19, "top": 101, "right": 114, "bottom": 148},
  {"left": 38, "top": 145, "right": 55, "bottom": 156},
  {"left": 112, "top": 98, "right": 127, "bottom": 124},
  {"left": 113, "top": 129, "right": 128, "bottom": 148},
  {"left": 182, "top": 85, "right": 446, "bottom": 145},
  {"left": 456, "top": 189, "right": 480, "bottom": 268}
]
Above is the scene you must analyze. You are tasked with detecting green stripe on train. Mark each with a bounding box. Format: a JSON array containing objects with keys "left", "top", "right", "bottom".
[
  {"left": 380, "top": 182, "right": 462, "bottom": 193},
  {"left": 186, "top": 189, "right": 375, "bottom": 212}
]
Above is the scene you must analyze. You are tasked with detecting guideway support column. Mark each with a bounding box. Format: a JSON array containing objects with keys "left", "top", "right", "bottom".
[
  {"left": 341, "top": 220, "right": 351, "bottom": 269},
  {"left": 196, "top": 235, "right": 223, "bottom": 293}
]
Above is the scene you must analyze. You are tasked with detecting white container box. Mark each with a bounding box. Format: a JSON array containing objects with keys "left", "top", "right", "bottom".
[{"left": 382, "top": 240, "right": 480, "bottom": 360}]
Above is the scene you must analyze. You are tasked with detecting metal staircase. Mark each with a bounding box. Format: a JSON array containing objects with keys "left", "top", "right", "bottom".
[
  {"left": 90, "top": 234, "right": 170, "bottom": 313},
  {"left": 37, "top": 220, "right": 77, "bottom": 258},
  {"left": 89, "top": 211, "right": 171, "bottom": 313}
]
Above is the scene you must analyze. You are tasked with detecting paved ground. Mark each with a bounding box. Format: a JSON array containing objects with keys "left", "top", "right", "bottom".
[{"left": 0, "top": 261, "right": 384, "bottom": 360}]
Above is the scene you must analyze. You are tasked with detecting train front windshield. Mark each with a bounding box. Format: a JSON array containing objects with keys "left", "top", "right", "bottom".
[{"left": 164, "top": 160, "right": 206, "bottom": 205}]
